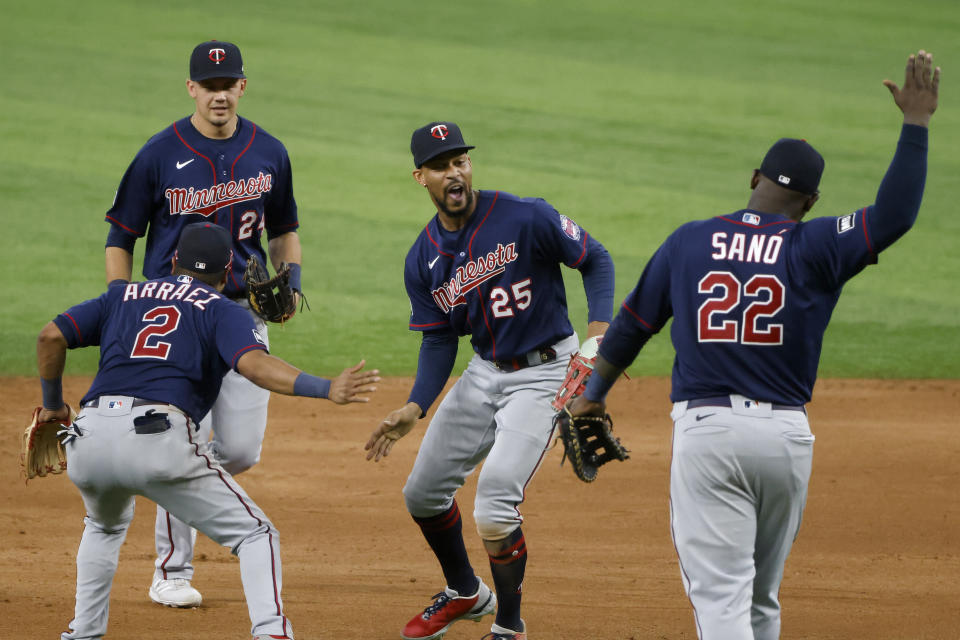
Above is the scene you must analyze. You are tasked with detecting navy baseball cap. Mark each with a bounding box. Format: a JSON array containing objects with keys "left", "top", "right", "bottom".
[
  {"left": 175, "top": 223, "right": 233, "bottom": 273},
  {"left": 190, "top": 40, "right": 245, "bottom": 82},
  {"left": 411, "top": 121, "right": 475, "bottom": 168},
  {"left": 759, "top": 138, "right": 825, "bottom": 195}
]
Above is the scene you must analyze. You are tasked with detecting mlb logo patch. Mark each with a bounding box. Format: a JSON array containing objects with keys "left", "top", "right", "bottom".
[
  {"left": 742, "top": 213, "right": 761, "bottom": 226},
  {"left": 559, "top": 215, "right": 581, "bottom": 241},
  {"left": 177, "top": 275, "right": 194, "bottom": 284},
  {"left": 837, "top": 213, "right": 856, "bottom": 234},
  {"left": 108, "top": 400, "right": 124, "bottom": 409},
  {"left": 778, "top": 174, "right": 791, "bottom": 186}
]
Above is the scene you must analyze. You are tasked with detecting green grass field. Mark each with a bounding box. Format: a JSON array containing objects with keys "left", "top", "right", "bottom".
[{"left": 2, "top": 0, "right": 957, "bottom": 378}]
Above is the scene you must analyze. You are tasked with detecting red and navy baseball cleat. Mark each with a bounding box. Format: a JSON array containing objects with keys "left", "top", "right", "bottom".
[
  {"left": 401, "top": 579, "right": 497, "bottom": 640},
  {"left": 481, "top": 619, "right": 527, "bottom": 640}
]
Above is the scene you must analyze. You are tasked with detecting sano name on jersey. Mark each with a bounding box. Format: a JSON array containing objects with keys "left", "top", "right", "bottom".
[
  {"left": 431, "top": 242, "right": 518, "bottom": 313},
  {"left": 164, "top": 172, "right": 274, "bottom": 217}
]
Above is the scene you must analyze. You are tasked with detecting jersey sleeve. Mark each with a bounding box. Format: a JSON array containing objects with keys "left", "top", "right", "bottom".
[
  {"left": 404, "top": 250, "right": 450, "bottom": 332},
  {"left": 214, "top": 303, "right": 269, "bottom": 371},
  {"left": 530, "top": 199, "right": 595, "bottom": 267},
  {"left": 53, "top": 293, "right": 111, "bottom": 348},
  {"left": 264, "top": 147, "right": 299, "bottom": 239},
  {"left": 104, "top": 151, "right": 158, "bottom": 237},
  {"left": 792, "top": 209, "right": 875, "bottom": 291}
]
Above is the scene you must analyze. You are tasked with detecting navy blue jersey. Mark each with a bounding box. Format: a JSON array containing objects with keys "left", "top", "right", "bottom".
[
  {"left": 405, "top": 190, "right": 602, "bottom": 361},
  {"left": 105, "top": 116, "right": 298, "bottom": 297},
  {"left": 53, "top": 275, "right": 268, "bottom": 422},
  {"left": 614, "top": 207, "right": 878, "bottom": 405}
]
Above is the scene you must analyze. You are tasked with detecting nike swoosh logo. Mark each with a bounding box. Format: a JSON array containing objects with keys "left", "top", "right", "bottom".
[
  {"left": 176, "top": 159, "right": 195, "bottom": 169},
  {"left": 695, "top": 413, "right": 716, "bottom": 421},
  {"left": 428, "top": 256, "right": 440, "bottom": 269}
]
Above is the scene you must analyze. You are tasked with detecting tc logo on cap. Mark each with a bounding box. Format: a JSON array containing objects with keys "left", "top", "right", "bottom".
[
  {"left": 431, "top": 124, "right": 449, "bottom": 141},
  {"left": 208, "top": 48, "right": 226, "bottom": 64}
]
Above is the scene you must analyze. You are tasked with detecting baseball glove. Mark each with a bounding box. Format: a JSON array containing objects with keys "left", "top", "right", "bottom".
[
  {"left": 244, "top": 256, "right": 296, "bottom": 323},
  {"left": 552, "top": 406, "right": 629, "bottom": 483},
  {"left": 19, "top": 405, "right": 77, "bottom": 481}
]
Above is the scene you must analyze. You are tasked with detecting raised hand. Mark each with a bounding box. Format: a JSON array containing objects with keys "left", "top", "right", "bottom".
[
  {"left": 328, "top": 359, "right": 380, "bottom": 404},
  {"left": 883, "top": 49, "right": 940, "bottom": 127}
]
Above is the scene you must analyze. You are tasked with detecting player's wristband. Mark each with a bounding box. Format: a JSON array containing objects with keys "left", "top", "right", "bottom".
[
  {"left": 293, "top": 372, "right": 330, "bottom": 399},
  {"left": 40, "top": 377, "right": 64, "bottom": 410},
  {"left": 287, "top": 263, "right": 302, "bottom": 292},
  {"left": 583, "top": 369, "right": 616, "bottom": 403}
]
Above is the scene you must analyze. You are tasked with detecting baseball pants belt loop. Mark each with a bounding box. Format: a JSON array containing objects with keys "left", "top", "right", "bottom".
[
  {"left": 686, "top": 396, "right": 806, "bottom": 412},
  {"left": 492, "top": 346, "right": 558, "bottom": 372}
]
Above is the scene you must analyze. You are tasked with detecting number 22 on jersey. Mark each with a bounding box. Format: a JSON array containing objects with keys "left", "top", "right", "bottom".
[{"left": 697, "top": 271, "right": 785, "bottom": 345}]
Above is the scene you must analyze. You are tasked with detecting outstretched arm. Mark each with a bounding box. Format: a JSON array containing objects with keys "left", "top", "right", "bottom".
[{"left": 236, "top": 349, "right": 379, "bottom": 404}]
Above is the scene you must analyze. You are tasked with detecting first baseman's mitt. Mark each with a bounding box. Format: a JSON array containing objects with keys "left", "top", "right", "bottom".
[
  {"left": 244, "top": 256, "right": 296, "bottom": 323},
  {"left": 19, "top": 405, "right": 77, "bottom": 481},
  {"left": 552, "top": 406, "right": 629, "bottom": 483}
]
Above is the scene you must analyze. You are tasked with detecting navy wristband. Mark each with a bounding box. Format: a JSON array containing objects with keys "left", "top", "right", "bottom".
[
  {"left": 583, "top": 370, "right": 616, "bottom": 403},
  {"left": 41, "top": 377, "right": 64, "bottom": 410},
  {"left": 287, "top": 263, "right": 302, "bottom": 292},
  {"left": 293, "top": 372, "right": 330, "bottom": 399}
]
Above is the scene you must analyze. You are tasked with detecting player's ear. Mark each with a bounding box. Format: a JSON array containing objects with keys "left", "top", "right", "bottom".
[
  {"left": 170, "top": 257, "right": 177, "bottom": 275},
  {"left": 216, "top": 271, "right": 228, "bottom": 292},
  {"left": 237, "top": 78, "right": 246, "bottom": 97},
  {"left": 750, "top": 169, "right": 761, "bottom": 190},
  {"left": 802, "top": 192, "right": 820, "bottom": 213},
  {"left": 186, "top": 79, "right": 197, "bottom": 99},
  {"left": 412, "top": 169, "right": 426, "bottom": 187}
]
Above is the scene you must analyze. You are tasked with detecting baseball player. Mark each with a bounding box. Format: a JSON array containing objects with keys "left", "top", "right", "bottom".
[
  {"left": 38, "top": 223, "right": 379, "bottom": 640},
  {"left": 365, "top": 122, "right": 615, "bottom": 640},
  {"left": 567, "top": 51, "right": 939, "bottom": 639},
  {"left": 102, "top": 40, "right": 302, "bottom": 606}
]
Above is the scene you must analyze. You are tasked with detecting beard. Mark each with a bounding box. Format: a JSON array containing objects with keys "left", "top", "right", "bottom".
[{"left": 436, "top": 185, "right": 474, "bottom": 218}]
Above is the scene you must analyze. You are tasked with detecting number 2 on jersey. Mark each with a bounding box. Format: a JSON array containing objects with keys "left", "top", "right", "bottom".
[
  {"left": 131, "top": 306, "right": 182, "bottom": 359},
  {"left": 698, "top": 271, "right": 785, "bottom": 345}
]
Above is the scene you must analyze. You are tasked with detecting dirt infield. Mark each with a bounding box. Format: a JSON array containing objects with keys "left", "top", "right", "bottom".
[{"left": 2, "top": 376, "right": 958, "bottom": 639}]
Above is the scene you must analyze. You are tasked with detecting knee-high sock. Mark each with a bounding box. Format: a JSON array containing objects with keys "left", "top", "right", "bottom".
[
  {"left": 487, "top": 527, "right": 527, "bottom": 631},
  {"left": 412, "top": 501, "right": 477, "bottom": 595}
]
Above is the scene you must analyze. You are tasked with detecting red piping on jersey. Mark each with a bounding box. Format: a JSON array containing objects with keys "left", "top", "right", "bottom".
[
  {"left": 186, "top": 416, "right": 289, "bottom": 636},
  {"left": 62, "top": 313, "right": 84, "bottom": 342},
  {"left": 569, "top": 231, "right": 589, "bottom": 268},
  {"left": 229, "top": 124, "right": 258, "bottom": 291},
  {"left": 105, "top": 215, "right": 142, "bottom": 236},
  {"left": 231, "top": 344, "right": 267, "bottom": 370},
  {"left": 425, "top": 224, "right": 455, "bottom": 258},
  {"left": 716, "top": 216, "right": 797, "bottom": 229},
  {"left": 410, "top": 321, "right": 447, "bottom": 329},
  {"left": 158, "top": 512, "right": 176, "bottom": 579},
  {"left": 467, "top": 191, "right": 500, "bottom": 260},
  {"left": 173, "top": 121, "right": 217, "bottom": 186},
  {"left": 621, "top": 302, "right": 654, "bottom": 331},
  {"left": 468, "top": 191, "right": 500, "bottom": 359},
  {"left": 860, "top": 207, "right": 875, "bottom": 254}
]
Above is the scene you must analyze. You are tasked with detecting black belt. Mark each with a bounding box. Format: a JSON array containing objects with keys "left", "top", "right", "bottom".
[
  {"left": 687, "top": 396, "right": 805, "bottom": 412},
  {"left": 83, "top": 397, "right": 167, "bottom": 409},
  {"left": 493, "top": 347, "right": 557, "bottom": 372}
]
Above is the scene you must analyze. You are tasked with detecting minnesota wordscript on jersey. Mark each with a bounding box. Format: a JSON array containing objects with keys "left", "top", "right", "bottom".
[{"left": 405, "top": 190, "right": 595, "bottom": 361}]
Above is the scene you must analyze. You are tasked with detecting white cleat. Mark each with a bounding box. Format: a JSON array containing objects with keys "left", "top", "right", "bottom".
[{"left": 149, "top": 577, "right": 202, "bottom": 608}]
